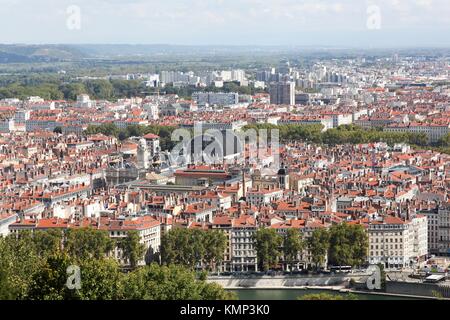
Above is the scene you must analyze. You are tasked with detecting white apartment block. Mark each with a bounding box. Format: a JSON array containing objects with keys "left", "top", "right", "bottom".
[
  {"left": 108, "top": 217, "right": 161, "bottom": 266},
  {"left": 192, "top": 92, "right": 239, "bottom": 106},
  {"left": 246, "top": 187, "right": 284, "bottom": 207},
  {"left": 230, "top": 216, "right": 258, "bottom": 272},
  {"left": 419, "top": 208, "right": 440, "bottom": 255},
  {"left": 385, "top": 123, "right": 450, "bottom": 143},
  {"left": 368, "top": 215, "right": 428, "bottom": 269},
  {"left": 331, "top": 113, "right": 353, "bottom": 128},
  {"left": 279, "top": 116, "right": 334, "bottom": 132},
  {"left": 160, "top": 71, "right": 192, "bottom": 84},
  {"left": 143, "top": 133, "right": 160, "bottom": 157}
]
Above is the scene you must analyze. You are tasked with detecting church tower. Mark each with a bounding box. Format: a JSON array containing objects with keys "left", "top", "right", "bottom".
[{"left": 277, "top": 164, "right": 289, "bottom": 190}]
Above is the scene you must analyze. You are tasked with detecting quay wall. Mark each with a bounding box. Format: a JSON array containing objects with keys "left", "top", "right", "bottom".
[{"left": 207, "top": 275, "right": 359, "bottom": 289}]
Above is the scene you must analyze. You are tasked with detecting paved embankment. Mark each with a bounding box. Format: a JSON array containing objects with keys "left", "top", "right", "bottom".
[
  {"left": 207, "top": 274, "right": 365, "bottom": 289},
  {"left": 207, "top": 275, "right": 450, "bottom": 299}
]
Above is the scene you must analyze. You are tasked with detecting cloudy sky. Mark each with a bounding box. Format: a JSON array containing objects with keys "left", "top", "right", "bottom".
[{"left": 1, "top": 0, "right": 449, "bottom": 47}]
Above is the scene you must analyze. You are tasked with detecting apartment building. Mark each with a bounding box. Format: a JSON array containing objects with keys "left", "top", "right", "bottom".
[
  {"left": 106, "top": 216, "right": 161, "bottom": 266},
  {"left": 192, "top": 92, "right": 239, "bottom": 106},
  {"left": 230, "top": 215, "right": 257, "bottom": 272},
  {"left": 437, "top": 204, "right": 450, "bottom": 256},
  {"left": 246, "top": 186, "right": 284, "bottom": 207},
  {"left": 9, "top": 216, "right": 161, "bottom": 267},
  {"left": 385, "top": 122, "right": 450, "bottom": 143},
  {"left": 368, "top": 215, "right": 428, "bottom": 269}
]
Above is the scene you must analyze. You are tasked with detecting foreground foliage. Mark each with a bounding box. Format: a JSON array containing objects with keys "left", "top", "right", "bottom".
[{"left": 0, "top": 230, "right": 234, "bottom": 300}]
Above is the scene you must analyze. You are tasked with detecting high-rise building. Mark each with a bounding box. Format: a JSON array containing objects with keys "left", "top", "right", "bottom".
[
  {"left": 231, "top": 69, "right": 246, "bottom": 83},
  {"left": 277, "top": 60, "right": 291, "bottom": 75},
  {"left": 256, "top": 70, "right": 271, "bottom": 82},
  {"left": 269, "top": 82, "right": 295, "bottom": 105}
]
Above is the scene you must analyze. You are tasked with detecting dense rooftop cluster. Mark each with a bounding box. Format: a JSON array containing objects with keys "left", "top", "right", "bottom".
[{"left": 1, "top": 55, "right": 449, "bottom": 272}]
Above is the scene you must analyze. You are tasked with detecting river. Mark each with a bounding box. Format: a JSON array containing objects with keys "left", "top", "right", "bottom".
[{"left": 232, "top": 289, "right": 420, "bottom": 300}]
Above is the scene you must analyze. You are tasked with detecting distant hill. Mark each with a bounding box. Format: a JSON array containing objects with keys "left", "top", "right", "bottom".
[
  {"left": 0, "top": 44, "right": 297, "bottom": 62},
  {"left": 0, "top": 44, "right": 88, "bottom": 63},
  {"left": 1, "top": 44, "right": 449, "bottom": 63}
]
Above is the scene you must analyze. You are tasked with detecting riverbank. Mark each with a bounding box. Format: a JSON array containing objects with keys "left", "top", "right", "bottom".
[
  {"left": 231, "top": 287, "right": 443, "bottom": 300},
  {"left": 208, "top": 275, "right": 450, "bottom": 300},
  {"left": 207, "top": 274, "right": 361, "bottom": 289},
  {"left": 231, "top": 288, "right": 429, "bottom": 300}
]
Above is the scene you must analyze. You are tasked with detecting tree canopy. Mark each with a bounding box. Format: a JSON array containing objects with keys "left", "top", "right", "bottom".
[
  {"left": 161, "top": 228, "right": 227, "bottom": 272},
  {"left": 0, "top": 230, "right": 234, "bottom": 300},
  {"left": 328, "top": 224, "right": 368, "bottom": 267},
  {"left": 307, "top": 228, "right": 330, "bottom": 270},
  {"left": 253, "top": 228, "right": 283, "bottom": 272},
  {"left": 283, "top": 228, "right": 304, "bottom": 271},
  {"left": 242, "top": 123, "right": 430, "bottom": 147}
]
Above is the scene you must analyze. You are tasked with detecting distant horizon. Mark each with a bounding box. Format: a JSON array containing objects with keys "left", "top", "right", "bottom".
[{"left": 2, "top": 43, "right": 450, "bottom": 50}]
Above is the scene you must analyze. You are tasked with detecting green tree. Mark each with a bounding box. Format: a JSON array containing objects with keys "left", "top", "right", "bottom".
[
  {"left": 161, "top": 228, "right": 195, "bottom": 268},
  {"left": 27, "top": 253, "right": 75, "bottom": 300},
  {"left": 27, "top": 254, "right": 123, "bottom": 300},
  {"left": 75, "top": 258, "right": 124, "bottom": 300},
  {"left": 253, "top": 228, "right": 283, "bottom": 272},
  {"left": 64, "top": 228, "right": 114, "bottom": 261},
  {"left": 328, "top": 224, "right": 368, "bottom": 267},
  {"left": 161, "top": 228, "right": 227, "bottom": 271},
  {"left": 241, "top": 123, "right": 430, "bottom": 148},
  {"left": 437, "top": 133, "right": 450, "bottom": 147},
  {"left": 117, "top": 230, "right": 146, "bottom": 268},
  {"left": 0, "top": 232, "right": 42, "bottom": 299},
  {"left": 85, "top": 79, "right": 114, "bottom": 100},
  {"left": 160, "top": 228, "right": 180, "bottom": 266},
  {"left": 283, "top": 228, "right": 304, "bottom": 272},
  {"left": 33, "top": 229, "right": 63, "bottom": 257},
  {"left": 308, "top": 228, "right": 330, "bottom": 270},
  {"left": 122, "top": 263, "right": 235, "bottom": 300},
  {"left": 203, "top": 231, "right": 227, "bottom": 272},
  {"left": 59, "top": 82, "right": 87, "bottom": 101}
]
